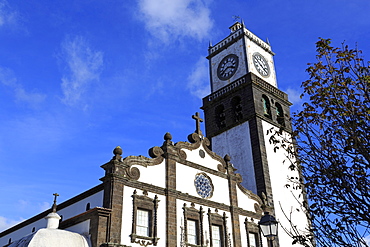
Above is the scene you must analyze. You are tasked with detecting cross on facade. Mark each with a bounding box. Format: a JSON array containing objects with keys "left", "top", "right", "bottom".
[{"left": 192, "top": 112, "right": 203, "bottom": 135}]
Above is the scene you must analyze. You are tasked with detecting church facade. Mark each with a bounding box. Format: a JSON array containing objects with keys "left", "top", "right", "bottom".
[
  {"left": 0, "top": 131, "right": 268, "bottom": 247},
  {"left": 0, "top": 22, "right": 309, "bottom": 247}
]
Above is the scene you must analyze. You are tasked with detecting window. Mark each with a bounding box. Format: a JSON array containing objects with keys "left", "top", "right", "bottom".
[
  {"left": 131, "top": 190, "right": 160, "bottom": 246},
  {"left": 211, "top": 225, "right": 222, "bottom": 247},
  {"left": 136, "top": 209, "right": 150, "bottom": 237},
  {"left": 248, "top": 232, "right": 258, "bottom": 247},
  {"left": 215, "top": 105, "right": 226, "bottom": 129},
  {"left": 208, "top": 209, "right": 228, "bottom": 247},
  {"left": 231, "top": 96, "right": 243, "bottom": 122},
  {"left": 262, "top": 95, "right": 272, "bottom": 119},
  {"left": 244, "top": 217, "right": 260, "bottom": 247},
  {"left": 275, "top": 102, "right": 285, "bottom": 126},
  {"left": 182, "top": 203, "right": 204, "bottom": 246},
  {"left": 187, "top": 220, "right": 198, "bottom": 245}
]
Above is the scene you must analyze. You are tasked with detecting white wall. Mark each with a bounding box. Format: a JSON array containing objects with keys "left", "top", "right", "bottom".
[
  {"left": 65, "top": 220, "right": 90, "bottom": 236},
  {"left": 135, "top": 159, "right": 166, "bottom": 188},
  {"left": 210, "top": 38, "right": 247, "bottom": 92},
  {"left": 176, "top": 161, "right": 230, "bottom": 204},
  {"left": 262, "top": 121, "right": 309, "bottom": 247},
  {"left": 182, "top": 145, "right": 222, "bottom": 171},
  {"left": 212, "top": 121, "right": 257, "bottom": 194},
  {"left": 245, "top": 37, "right": 277, "bottom": 87},
  {"left": 58, "top": 190, "right": 103, "bottom": 221}
]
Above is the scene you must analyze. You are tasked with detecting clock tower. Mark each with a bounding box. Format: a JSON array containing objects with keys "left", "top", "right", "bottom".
[
  {"left": 209, "top": 22, "right": 278, "bottom": 93},
  {"left": 202, "top": 22, "right": 309, "bottom": 246}
]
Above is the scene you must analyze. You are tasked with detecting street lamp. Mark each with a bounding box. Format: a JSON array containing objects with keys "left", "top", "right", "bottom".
[{"left": 258, "top": 212, "right": 278, "bottom": 247}]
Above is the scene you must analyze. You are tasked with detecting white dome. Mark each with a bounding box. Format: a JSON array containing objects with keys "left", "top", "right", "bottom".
[{"left": 8, "top": 228, "right": 90, "bottom": 247}]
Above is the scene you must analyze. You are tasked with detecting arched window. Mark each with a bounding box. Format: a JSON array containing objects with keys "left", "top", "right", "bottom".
[
  {"left": 215, "top": 105, "right": 226, "bottom": 129},
  {"left": 275, "top": 102, "right": 285, "bottom": 126},
  {"left": 86, "top": 203, "right": 91, "bottom": 211},
  {"left": 231, "top": 96, "right": 243, "bottom": 122},
  {"left": 32, "top": 227, "right": 36, "bottom": 233},
  {"left": 262, "top": 95, "right": 272, "bottom": 119}
]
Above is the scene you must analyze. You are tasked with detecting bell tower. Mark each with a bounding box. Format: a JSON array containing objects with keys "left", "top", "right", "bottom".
[
  {"left": 203, "top": 21, "right": 291, "bottom": 199},
  {"left": 202, "top": 22, "right": 307, "bottom": 246}
]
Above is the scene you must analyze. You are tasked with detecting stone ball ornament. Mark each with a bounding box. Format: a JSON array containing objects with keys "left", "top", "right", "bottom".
[{"left": 194, "top": 173, "right": 214, "bottom": 199}]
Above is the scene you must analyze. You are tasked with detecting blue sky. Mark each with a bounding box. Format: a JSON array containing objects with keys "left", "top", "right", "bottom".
[{"left": 1, "top": 0, "right": 369, "bottom": 231}]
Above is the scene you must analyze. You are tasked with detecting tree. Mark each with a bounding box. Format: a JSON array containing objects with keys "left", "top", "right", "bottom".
[{"left": 271, "top": 38, "right": 370, "bottom": 247}]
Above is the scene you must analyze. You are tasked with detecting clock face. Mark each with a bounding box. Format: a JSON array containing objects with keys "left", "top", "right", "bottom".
[
  {"left": 252, "top": 52, "right": 270, "bottom": 77},
  {"left": 217, "top": 54, "right": 239, "bottom": 80},
  {"left": 194, "top": 173, "right": 213, "bottom": 199}
]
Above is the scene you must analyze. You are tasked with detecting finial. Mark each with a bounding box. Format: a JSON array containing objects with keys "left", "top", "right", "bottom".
[
  {"left": 113, "top": 146, "right": 123, "bottom": 155},
  {"left": 208, "top": 40, "right": 212, "bottom": 48},
  {"left": 113, "top": 146, "right": 123, "bottom": 161},
  {"left": 192, "top": 112, "right": 203, "bottom": 135},
  {"left": 224, "top": 154, "right": 231, "bottom": 162},
  {"left": 164, "top": 132, "right": 172, "bottom": 141},
  {"left": 52, "top": 193, "right": 59, "bottom": 213},
  {"left": 266, "top": 37, "right": 270, "bottom": 45},
  {"left": 241, "top": 19, "right": 245, "bottom": 28}
]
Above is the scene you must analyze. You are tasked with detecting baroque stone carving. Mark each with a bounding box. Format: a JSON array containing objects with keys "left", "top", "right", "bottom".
[
  {"left": 178, "top": 149, "right": 187, "bottom": 160},
  {"left": 125, "top": 166, "right": 140, "bottom": 180},
  {"left": 217, "top": 164, "right": 226, "bottom": 173}
]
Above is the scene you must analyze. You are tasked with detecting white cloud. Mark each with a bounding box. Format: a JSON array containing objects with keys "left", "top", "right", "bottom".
[
  {"left": 284, "top": 87, "right": 303, "bottom": 106},
  {"left": 0, "top": 0, "right": 19, "bottom": 28},
  {"left": 137, "top": 0, "right": 214, "bottom": 43},
  {"left": 60, "top": 36, "right": 103, "bottom": 107},
  {"left": 0, "top": 67, "right": 46, "bottom": 107},
  {"left": 0, "top": 201, "right": 49, "bottom": 232},
  {"left": 187, "top": 56, "right": 210, "bottom": 98},
  {"left": 0, "top": 216, "right": 23, "bottom": 232},
  {"left": 0, "top": 67, "right": 16, "bottom": 86}
]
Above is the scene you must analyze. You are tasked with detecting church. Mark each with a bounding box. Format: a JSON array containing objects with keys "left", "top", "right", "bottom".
[{"left": 0, "top": 22, "right": 309, "bottom": 247}]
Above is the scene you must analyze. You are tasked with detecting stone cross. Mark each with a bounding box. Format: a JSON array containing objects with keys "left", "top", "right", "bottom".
[
  {"left": 52, "top": 193, "right": 59, "bottom": 213},
  {"left": 192, "top": 112, "right": 203, "bottom": 135}
]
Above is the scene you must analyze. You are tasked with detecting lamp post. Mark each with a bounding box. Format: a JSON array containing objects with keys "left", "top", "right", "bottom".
[{"left": 258, "top": 212, "right": 278, "bottom": 247}]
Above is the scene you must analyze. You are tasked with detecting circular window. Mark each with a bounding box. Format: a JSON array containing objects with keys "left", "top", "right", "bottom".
[{"left": 194, "top": 173, "right": 213, "bottom": 199}]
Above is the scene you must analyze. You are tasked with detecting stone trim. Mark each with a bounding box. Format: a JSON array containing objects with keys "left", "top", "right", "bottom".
[
  {"left": 175, "top": 133, "right": 226, "bottom": 169},
  {"left": 244, "top": 217, "right": 261, "bottom": 247},
  {"left": 178, "top": 159, "right": 228, "bottom": 179},
  {"left": 235, "top": 178, "right": 263, "bottom": 206},
  {"left": 182, "top": 204, "right": 205, "bottom": 247},
  {"left": 207, "top": 209, "right": 229, "bottom": 247},
  {"left": 130, "top": 190, "right": 160, "bottom": 246},
  {"left": 203, "top": 73, "right": 289, "bottom": 104},
  {"left": 208, "top": 25, "right": 273, "bottom": 57},
  {"left": 100, "top": 244, "right": 132, "bottom": 247},
  {"left": 101, "top": 146, "right": 164, "bottom": 181},
  {"left": 248, "top": 118, "right": 274, "bottom": 207}
]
